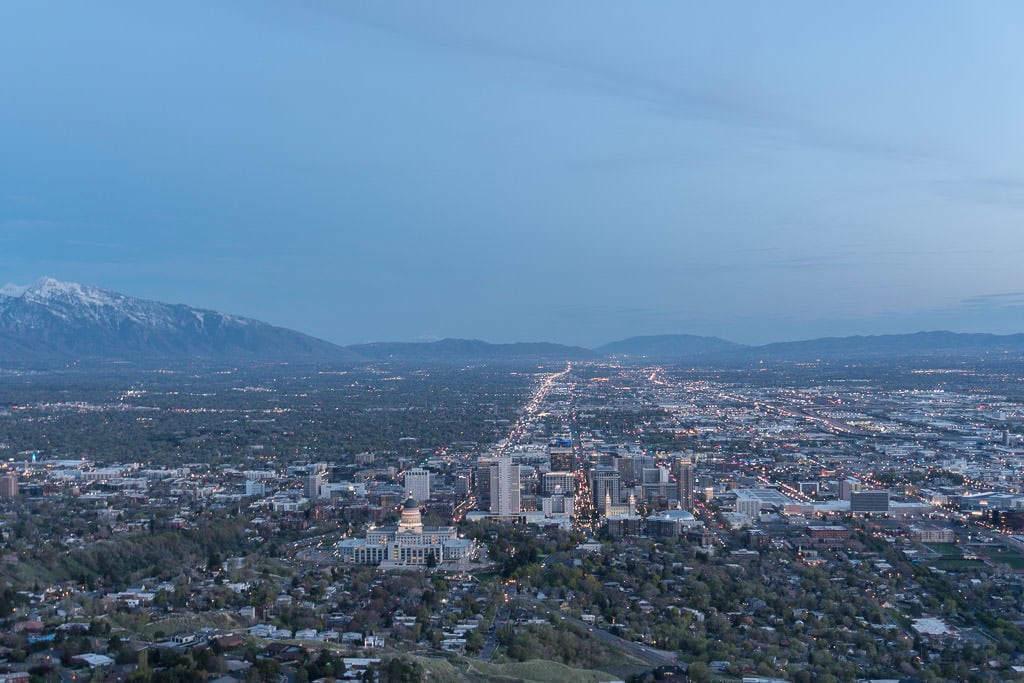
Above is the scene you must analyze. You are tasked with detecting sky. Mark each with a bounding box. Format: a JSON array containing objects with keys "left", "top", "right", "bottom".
[{"left": 2, "top": 2, "right": 1024, "bottom": 347}]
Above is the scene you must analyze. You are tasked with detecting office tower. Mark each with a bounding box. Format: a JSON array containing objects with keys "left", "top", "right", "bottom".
[
  {"left": 454, "top": 471, "right": 471, "bottom": 498},
  {"left": 642, "top": 467, "right": 668, "bottom": 485},
  {"left": 734, "top": 489, "right": 762, "bottom": 518},
  {"left": 638, "top": 466, "right": 670, "bottom": 502},
  {"left": 616, "top": 456, "right": 637, "bottom": 486},
  {"left": 542, "top": 471, "right": 575, "bottom": 496},
  {"left": 633, "top": 455, "right": 656, "bottom": 483},
  {"left": 489, "top": 457, "right": 521, "bottom": 516},
  {"left": 303, "top": 472, "right": 323, "bottom": 500},
  {"left": 591, "top": 466, "right": 621, "bottom": 515},
  {"left": 549, "top": 446, "right": 573, "bottom": 472},
  {"left": 475, "top": 466, "right": 490, "bottom": 510},
  {"left": 404, "top": 467, "right": 431, "bottom": 502},
  {"left": 518, "top": 467, "right": 538, "bottom": 511},
  {"left": 677, "top": 458, "right": 694, "bottom": 510},
  {"left": 475, "top": 458, "right": 496, "bottom": 510}
]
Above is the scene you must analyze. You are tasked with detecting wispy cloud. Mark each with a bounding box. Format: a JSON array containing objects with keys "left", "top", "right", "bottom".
[
  {"left": 961, "top": 291, "right": 1024, "bottom": 309},
  {"left": 332, "top": 8, "right": 944, "bottom": 167},
  {"left": 867, "top": 292, "right": 1024, "bottom": 332}
]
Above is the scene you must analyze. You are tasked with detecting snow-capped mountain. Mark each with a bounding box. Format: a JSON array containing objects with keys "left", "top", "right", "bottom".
[{"left": 0, "top": 278, "right": 351, "bottom": 363}]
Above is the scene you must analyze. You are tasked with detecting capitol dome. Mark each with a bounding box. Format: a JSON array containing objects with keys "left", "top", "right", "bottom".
[{"left": 398, "top": 497, "right": 423, "bottom": 533}]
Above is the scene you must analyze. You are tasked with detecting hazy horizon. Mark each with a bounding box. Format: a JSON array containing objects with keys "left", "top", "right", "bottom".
[
  {"left": 3, "top": 3, "right": 1024, "bottom": 347},
  {"left": 3, "top": 274, "right": 1024, "bottom": 351}
]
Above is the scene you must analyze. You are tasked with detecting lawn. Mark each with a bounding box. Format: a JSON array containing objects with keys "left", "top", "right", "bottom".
[
  {"left": 409, "top": 654, "right": 629, "bottom": 683},
  {"left": 932, "top": 558, "right": 985, "bottom": 571},
  {"left": 466, "top": 658, "right": 627, "bottom": 682},
  {"left": 976, "top": 551, "right": 1024, "bottom": 570},
  {"left": 923, "top": 543, "right": 961, "bottom": 556}
]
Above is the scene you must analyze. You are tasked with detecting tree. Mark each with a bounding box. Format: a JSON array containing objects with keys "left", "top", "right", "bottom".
[
  {"left": 687, "top": 661, "right": 711, "bottom": 682},
  {"left": 383, "top": 657, "right": 423, "bottom": 683},
  {"left": 207, "top": 549, "right": 222, "bottom": 571},
  {"left": 465, "top": 628, "right": 484, "bottom": 654}
]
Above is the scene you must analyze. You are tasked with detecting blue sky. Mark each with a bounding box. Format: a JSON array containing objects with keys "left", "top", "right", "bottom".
[{"left": 2, "top": 2, "right": 1023, "bottom": 346}]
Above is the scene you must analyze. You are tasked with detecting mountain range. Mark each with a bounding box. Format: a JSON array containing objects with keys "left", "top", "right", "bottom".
[
  {"left": 0, "top": 278, "right": 355, "bottom": 363},
  {"left": 2, "top": 278, "right": 1024, "bottom": 365}
]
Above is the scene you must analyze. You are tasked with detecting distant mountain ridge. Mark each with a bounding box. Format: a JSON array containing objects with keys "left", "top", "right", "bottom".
[
  {"left": 596, "top": 331, "right": 1024, "bottom": 362},
  {"left": 748, "top": 331, "right": 1024, "bottom": 361},
  {"left": 0, "top": 279, "right": 591, "bottom": 364},
  {"left": 0, "top": 278, "right": 354, "bottom": 363},
  {"left": 2, "top": 279, "right": 1023, "bottom": 365}
]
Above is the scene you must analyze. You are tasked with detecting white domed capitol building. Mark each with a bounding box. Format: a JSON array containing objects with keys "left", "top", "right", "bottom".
[{"left": 337, "top": 498, "right": 478, "bottom": 568}]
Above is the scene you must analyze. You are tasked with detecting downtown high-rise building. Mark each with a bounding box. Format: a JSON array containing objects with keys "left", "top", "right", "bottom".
[
  {"left": 591, "top": 466, "right": 621, "bottom": 515},
  {"left": 475, "top": 457, "right": 497, "bottom": 509},
  {"left": 676, "top": 457, "right": 694, "bottom": 510},
  {"left": 542, "top": 471, "right": 575, "bottom": 496},
  {"left": 303, "top": 462, "right": 327, "bottom": 500},
  {"left": 489, "top": 457, "right": 521, "bottom": 516},
  {"left": 631, "top": 455, "right": 656, "bottom": 485},
  {"left": 303, "top": 472, "right": 323, "bottom": 500},
  {"left": 403, "top": 467, "right": 431, "bottom": 502},
  {"left": 616, "top": 456, "right": 637, "bottom": 487},
  {"left": 548, "top": 446, "right": 573, "bottom": 472},
  {"left": 640, "top": 466, "right": 671, "bottom": 503}
]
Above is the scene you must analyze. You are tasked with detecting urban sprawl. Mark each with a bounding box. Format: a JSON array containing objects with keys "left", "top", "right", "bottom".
[{"left": 2, "top": 360, "right": 1024, "bottom": 682}]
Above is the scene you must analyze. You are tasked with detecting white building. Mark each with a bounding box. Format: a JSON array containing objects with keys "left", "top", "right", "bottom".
[
  {"left": 337, "top": 498, "right": 477, "bottom": 567},
  {"left": 404, "top": 467, "right": 431, "bottom": 502},
  {"left": 542, "top": 494, "right": 574, "bottom": 517},
  {"left": 733, "top": 488, "right": 796, "bottom": 518},
  {"left": 490, "top": 457, "right": 521, "bottom": 516},
  {"left": 245, "top": 480, "right": 266, "bottom": 497}
]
